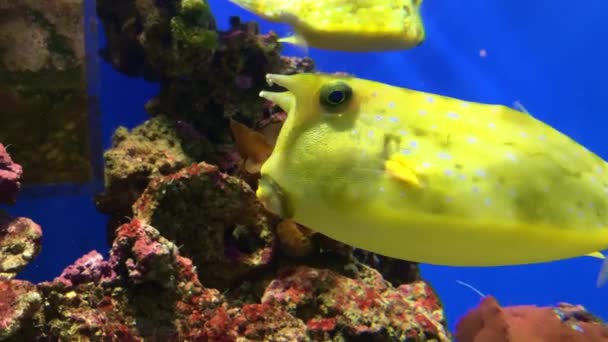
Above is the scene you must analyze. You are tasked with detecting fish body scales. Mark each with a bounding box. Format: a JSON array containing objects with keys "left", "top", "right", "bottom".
[{"left": 351, "top": 85, "right": 608, "bottom": 232}]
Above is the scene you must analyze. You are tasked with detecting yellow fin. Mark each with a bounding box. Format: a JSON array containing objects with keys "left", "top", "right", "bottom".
[
  {"left": 512, "top": 100, "right": 533, "bottom": 116},
  {"left": 385, "top": 154, "right": 421, "bottom": 187},
  {"left": 278, "top": 33, "right": 309, "bottom": 56},
  {"left": 591, "top": 251, "right": 608, "bottom": 288},
  {"left": 585, "top": 251, "right": 605, "bottom": 259}
]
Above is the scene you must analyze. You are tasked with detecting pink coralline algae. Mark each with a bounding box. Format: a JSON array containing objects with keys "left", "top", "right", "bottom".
[
  {"left": 262, "top": 265, "right": 451, "bottom": 341},
  {"left": 0, "top": 144, "right": 22, "bottom": 205},
  {"left": 0, "top": 279, "right": 42, "bottom": 340},
  {"left": 54, "top": 250, "right": 115, "bottom": 288},
  {"left": 455, "top": 295, "right": 608, "bottom": 342}
]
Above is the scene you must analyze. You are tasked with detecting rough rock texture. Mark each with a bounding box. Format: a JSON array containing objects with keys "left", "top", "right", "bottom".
[
  {"left": 0, "top": 144, "right": 22, "bottom": 205},
  {"left": 95, "top": 0, "right": 315, "bottom": 242},
  {"left": 262, "top": 265, "right": 450, "bottom": 341},
  {"left": 0, "top": 215, "right": 42, "bottom": 279},
  {"left": 0, "top": 279, "right": 42, "bottom": 341},
  {"left": 95, "top": 116, "right": 197, "bottom": 242},
  {"left": 132, "top": 161, "right": 276, "bottom": 290},
  {"left": 455, "top": 296, "right": 608, "bottom": 342}
]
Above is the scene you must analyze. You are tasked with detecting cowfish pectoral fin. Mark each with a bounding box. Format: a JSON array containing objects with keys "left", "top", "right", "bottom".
[{"left": 385, "top": 154, "right": 421, "bottom": 188}]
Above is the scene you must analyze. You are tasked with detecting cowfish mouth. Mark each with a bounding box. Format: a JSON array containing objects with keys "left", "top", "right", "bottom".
[
  {"left": 259, "top": 74, "right": 296, "bottom": 113},
  {"left": 256, "top": 175, "right": 294, "bottom": 219}
]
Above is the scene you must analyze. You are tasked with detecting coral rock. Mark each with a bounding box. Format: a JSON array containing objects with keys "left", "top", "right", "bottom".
[
  {"left": 455, "top": 295, "right": 608, "bottom": 342},
  {"left": 110, "top": 220, "right": 182, "bottom": 289},
  {"left": 0, "top": 215, "right": 42, "bottom": 279},
  {"left": 0, "top": 279, "right": 42, "bottom": 340},
  {"left": 0, "top": 144, "right": 22, "bottom": 205},
  {"left": 133, "top": 162, "right": 276, "bottom": 289},
  {"left": 262, "top": 265, "right": 451, "bottom": 341},
  {"left": 35, "top": 220, "right": 224, "bottom": 341},
  {"left": 95, "top": 116, "right": 195, "bottom": 241},
  {"left": 55, "top": 250, "right": 115, "bottom": 288}
]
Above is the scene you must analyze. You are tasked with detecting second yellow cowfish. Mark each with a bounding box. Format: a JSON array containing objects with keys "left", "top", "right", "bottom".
[{"left": 226, "top": 0, "right": 426, "bottom": 51}]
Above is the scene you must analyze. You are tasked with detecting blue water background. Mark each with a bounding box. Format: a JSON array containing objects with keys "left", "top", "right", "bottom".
[{"left": 5, "top": 0, "right": 608, "bottom": 331}]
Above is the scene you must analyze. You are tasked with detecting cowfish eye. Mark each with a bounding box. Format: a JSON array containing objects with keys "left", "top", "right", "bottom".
[{"left": 320, "top": 82, "right": 353, "bottom": 111}]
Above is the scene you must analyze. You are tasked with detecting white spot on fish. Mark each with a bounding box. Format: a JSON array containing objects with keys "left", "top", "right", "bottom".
[
  {"left": 507, "top": 188, "right": 517, "bottom": 197},
  {"left": 488, "top": 122, "right": 496, "bottom": 129},
  {"left": 401, "top": 148, "right": 412, "bottom": 155},
  {"left": 466, "top": 136, "right": 478, "bottom": 144},
  {"left": 447, "top": 112, "right": 459, "bottom": 119},
  {"left": 596, "top": 166, "right": 603, "bottom": 174},
  {"left": 388, "top": 101, "right": 396, "bottom": 108},
  {"left": 389, "top": 117, "right": 399, "bottom": 123},
  {"left": 505, "top": 152, "right": 517, "bottom": 161},
  {"left": 484, "top": 198, "right": 492, "bottom": 206},
  {"left": 375, "top": 115, "right": 384, "bottom": 121},
  {"left": 371, "top": 91, "right": 378, "bottom": 98},
  {"left": 475, "top": 169, "right": 487, "bottom": 177},
  {"left": 459, "top": 101, "right": 470, "bottom": 108},
  {"left": 458, "top": 174, "right": 466, "bottom": 181},
  {"left": 399, "top": 191, "right": 406, "bottom": 197},
  {"left": 472, "top": 186, "right": 479, "bottom": 193},
  {"left": 431, "top": 124, "right": 438, "bottom": 130},
  {"left": 445, "top": 196, "right": 454, "bottom": 202},
  {"left": 438, "top": 152, "right": 451, "bottom": 159},
  {"left": 421, "top": 162, "right": 432, "bottom": 169},
  {"left": 419, "top": 109, "right": 428, "bottom": 116},
  {"left": 410, "top": 141, "right": 418, "bottom": 148},
  {"left": 539, "top": 134, "right": 547, "bottom": 141},
  {"left": 379, "top": 187, "right": 385, "bottom": 192},
  {"left": 444, "top": 169, "right": 454, "bottom": 176},
  {"left": 426, "top": 96, "right": 435, "bottom": 103},
  {"left": 399, "top": 129, "right": 407, "bottom": 136},
  {"left": 368, "top": 131, "right": 374, "bottom": 138},
  {"left": 519, "top": 131, "right": 527, "bottom": 138}
]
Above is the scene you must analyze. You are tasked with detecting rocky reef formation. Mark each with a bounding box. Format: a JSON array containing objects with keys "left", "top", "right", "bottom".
[{"left": 1, "top": 0, "right": 606, "bottom": 341}]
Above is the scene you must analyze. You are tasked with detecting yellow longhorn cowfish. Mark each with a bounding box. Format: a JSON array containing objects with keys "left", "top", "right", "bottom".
[
  {"left": 225, "top": 0, "right": 426, "bottom": 51},
  {"left": 256, "top": 72, "right": 608, "bottom": 287}
]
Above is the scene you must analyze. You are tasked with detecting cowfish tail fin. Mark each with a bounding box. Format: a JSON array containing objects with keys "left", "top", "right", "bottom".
[
  {"left": 227, "top": 0, "right": 283, "bottom": 21},
  {"left": 278, "top": 33, "right": 310, "bottom": 56},
  {"left": 596, "top": 254, "right": 608, "bottom": 288}
]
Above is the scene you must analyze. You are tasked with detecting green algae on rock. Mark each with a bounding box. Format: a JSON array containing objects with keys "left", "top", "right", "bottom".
[
  {"left": 96, "top": 0, "right": 218, "bottom": 79},
  {"left": 95, "top": 116, "right": 199, "bottom": 242}
]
